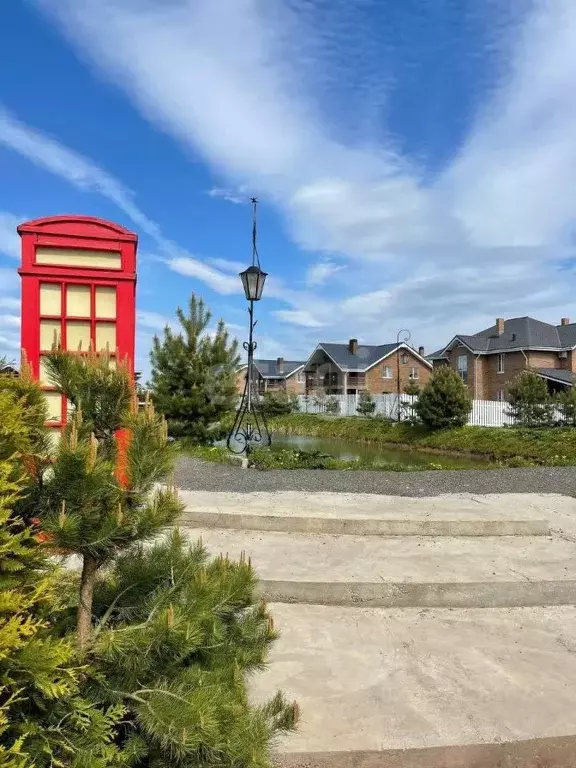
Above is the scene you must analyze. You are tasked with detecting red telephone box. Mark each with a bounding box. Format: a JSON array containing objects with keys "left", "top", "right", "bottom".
[{"left": 18, "top": 215, "right": 137, "bottom": 442}]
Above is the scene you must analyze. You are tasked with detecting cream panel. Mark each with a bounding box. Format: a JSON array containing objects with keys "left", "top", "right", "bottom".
[
  {"left": 44, "top": 391, "right": 62, "bottom": 422},
  {"left": 67, "top": 285, "right": 91, "bottom": 317},
  {"left": 67, "top": 321, "right": 91, "bottom": 351},
  {"left": 36, "top": 247, "right": 121, "bottom": 269},
  {"left": 40, "top": 320, "right": 61, "bottom": 351},
  {"left": 96, "top": 322, "right": 116, "bottom": 352},
  {"left": 40, "top": 283, "right": 61, "bottom": 315},
  {"left": 95, "top": 286, "right": 116, "bottom": 318},
  {"left": 39, "top": 356, "right": 53, "bottom": 385},
  {"left": 46, "top": 428, "right": 62, "bottom": 449}
]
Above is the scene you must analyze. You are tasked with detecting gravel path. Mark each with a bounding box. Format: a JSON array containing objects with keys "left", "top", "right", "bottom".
[{"left": 175, "top": 456, "right": 576, "bottom": 497}]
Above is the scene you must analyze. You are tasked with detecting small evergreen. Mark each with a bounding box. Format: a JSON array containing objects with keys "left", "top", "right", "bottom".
[
  {"left": 506, "top": 370, "right": 552, "bottom": 427},
  {"left": 356, "top": 390, "right": 376, "bottom": 417},
  {"left": 16, "top": 349, "right": 297, "bottom": 765},
  {"left": 556, "top": 386, "right": 576, "bottom": 427},
  {"left": 261, "top": 390, "right": 299, "bottom": 417},
  {"left": 150, "top": 295, "right": 240, "bottom": 441},
  {"left": 414, "top": 366, "right": 472, "bottom": 430},
  {"left": 0, "top": 387, "right": 122, "bottom": 768}
]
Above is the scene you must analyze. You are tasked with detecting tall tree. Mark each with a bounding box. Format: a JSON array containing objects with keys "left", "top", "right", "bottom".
[
  {"left": 506, "top": 370, "right": 552, "bottom": 427},
  {"left": 150, "top": 295, "right": 240, "bottom": 441}
]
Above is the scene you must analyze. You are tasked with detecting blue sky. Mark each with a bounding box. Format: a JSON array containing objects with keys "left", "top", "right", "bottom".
[{"left": 1, "top": 0, "right": 576, "bottom": 375}]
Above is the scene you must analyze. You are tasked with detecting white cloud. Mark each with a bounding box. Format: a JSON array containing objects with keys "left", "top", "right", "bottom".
[
  {"left": 274, "top": 309, "right": 326, "bottom": 328},
  {"left": 0, "top": 212, "right": 23, "bottom": 259},
  {"left": 166, "top": 257, "right": 241, "bottom": 295},
  {"left": 136, "top": 310, "right": 173, "bottom": 332},
  {"left": 208, "top": 257, "right": 246, "bottom": 273},
  {"left": 207, "top": 187, "right": 245, "bottom": 204},
  {"left": 306, "top": 260, "right": 344, "bottom": 286},
  {"left": 0, "top": 314, "right": 20, "bottom": 328},
  {"left": 0, "top": 297, "right": 20, "bottom": 311},
  {"left": 27, "top": 0, "right": 576, "bottom": 353}
]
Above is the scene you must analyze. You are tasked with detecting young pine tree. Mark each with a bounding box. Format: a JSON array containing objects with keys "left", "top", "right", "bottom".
[
  {"left": 0, "top": 387, "right": 123, "bottom": 768},
  {"left": 414, "top": 366, "right": 472, "bottom": 430},
  {"left": 506, "top": 370, "right": 552, "bottom": 427},
  {"left": 32, "top": 350, "right": 182, "bottom": 650},
  {"left": 20, "top": 350, "right": 298, "bottom": 766},
  {"left": 356, "top": 390, "right": 376, "bottom": 417},
  {"left": 150, "top": 294, "right": 240, "bottom": 441}
]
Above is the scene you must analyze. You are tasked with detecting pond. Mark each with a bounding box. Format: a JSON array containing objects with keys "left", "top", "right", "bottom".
[{"left": 268, "top": 433, "right": 494, "bottom": 470}]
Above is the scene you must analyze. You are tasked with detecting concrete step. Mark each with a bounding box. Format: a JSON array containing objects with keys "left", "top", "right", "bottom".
[
  {"left": 179, "top": 527, "right": 576, "bottom": 607},
  {"left": 250, "top": 603, "right": 576, "bottom": 767},
  {"left": 178, "top": 490, "right": 553, "bottom": 537}
]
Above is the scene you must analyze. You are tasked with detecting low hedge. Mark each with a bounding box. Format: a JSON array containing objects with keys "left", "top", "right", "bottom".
[{"left": 267, "top": 414, "right": 576, "bottom": 466}]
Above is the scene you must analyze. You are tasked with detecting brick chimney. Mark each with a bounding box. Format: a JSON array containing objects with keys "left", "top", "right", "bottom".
[
  {"left": 418, "top": 346, "right": 425, "bottom": 356},
  {"left": 348, "top": 338, "right": 358, "bottom": 355},
  {"left": 277, "top": 357, "right": 284, "bottom": 374},
  {"left": 496, "top": 318, "right": 505, "bottom": 336},
  {"left": 561, "top": 317, "right": 571, "bottom": 326}
]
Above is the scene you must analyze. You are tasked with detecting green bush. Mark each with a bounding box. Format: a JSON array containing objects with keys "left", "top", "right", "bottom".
[
  {"left": 506, "top": 370, "right": 552, "bottom": 427},
  {"left": 261, "top": 390, "right": 300, "bottom": 416},
  {"left": 414, "top": 367, "right": 472, "bottom": 430},
  {"left": 356, "top": 390, "right": 376, "bottom": 417},
  {"left": 557, "top": 387, "right": 576, "bottom": 427}
]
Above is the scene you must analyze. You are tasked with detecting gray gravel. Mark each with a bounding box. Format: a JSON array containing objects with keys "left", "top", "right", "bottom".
[{"left": 175, "top": 456, "right": 576, "bottom": 497}]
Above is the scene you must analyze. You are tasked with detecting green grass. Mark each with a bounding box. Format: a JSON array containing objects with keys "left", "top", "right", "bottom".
[{"left": 267, "top": 414, "right": 576, "bottom": 467}]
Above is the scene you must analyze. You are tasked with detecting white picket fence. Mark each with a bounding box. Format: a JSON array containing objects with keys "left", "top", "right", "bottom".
[{"left": 296, "top": 393, "right": 519, "bottom": 427}]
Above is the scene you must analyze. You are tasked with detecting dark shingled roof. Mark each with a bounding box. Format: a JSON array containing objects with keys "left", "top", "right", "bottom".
[
  {"left": 253, "top": 359, "right": 305, "bottom": 379},
  {"left": 536, "top": 368, "right": 575, "bottom": 385},
  {"left": 449, "top": 317, "right": 576, "bottom": 353},
  {"left": 426, "top": 349, "right": 449, "bottom": 361},
  {"left": 317, "top": 343, "right": 400, "bottom": 371}
]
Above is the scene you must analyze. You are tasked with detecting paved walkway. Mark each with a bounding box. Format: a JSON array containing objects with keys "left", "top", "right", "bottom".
[{"left": 175, "top": 456, "right": 576, "bottom": 496}]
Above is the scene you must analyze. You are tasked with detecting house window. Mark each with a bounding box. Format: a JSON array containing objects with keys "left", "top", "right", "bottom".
[
  {"left": 495, "top": 390, "right": 505, "bottom": 401},
  {"left": 457, "top": 354, "right": 468, "bottom": 384},
  {"left": 382, "top": 365, "right": 393, "bottom": 378},
  {"left": 401, "top": 352, "right": 409, "bottom": 364},
  {"left": 296, "top": 371, "right": 304, "bottom": 383},
  {"left": 497, "top": 354, "right": 505, "bottom": 374},
  {"left": 409, "top": 367, "right": 419, "bottom": 379}
]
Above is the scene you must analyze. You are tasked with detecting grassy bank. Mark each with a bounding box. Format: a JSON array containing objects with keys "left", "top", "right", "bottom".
[{"left": 267, "top": 414, "right": 576, "bottom": 466}]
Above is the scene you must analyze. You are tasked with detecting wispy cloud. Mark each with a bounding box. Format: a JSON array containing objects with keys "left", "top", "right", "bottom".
[
  {"left": 208, "top": 257, "right": 246, "bottom": 273},
  {"left": 165, "top": 257, "right": 240, "bottom": 295},
  {"left": 207, "top": 187, "right": 245, "bottom": 205},
  {"left": 29, "top": 0, "right": 576, "bottom": 351},
  {"left": 306, "top": 260, "right": 344, "bottom": 287},
  {"left": 274, "top": 309, "right": 326, "bottom": 328}
]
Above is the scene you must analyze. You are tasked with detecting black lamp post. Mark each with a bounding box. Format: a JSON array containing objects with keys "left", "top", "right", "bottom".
[
  {"left": 396, "top": 328, "right": 411, "bottom": 421},
  {"left": 227, "top": 199, "right": 272, "bottom": 455}
]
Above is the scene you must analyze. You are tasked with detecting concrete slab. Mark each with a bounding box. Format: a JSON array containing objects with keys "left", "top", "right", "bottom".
[
  {"left": 251, "top": 604, "right": 576, "bottom": 756},
  {"left": 181, "top": 528, "right": 576, "bottom": 584}
]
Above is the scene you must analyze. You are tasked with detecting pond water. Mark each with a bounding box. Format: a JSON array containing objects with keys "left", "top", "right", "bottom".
[{"left": 268, "top": 433, "right": 493, "bottom": 470}]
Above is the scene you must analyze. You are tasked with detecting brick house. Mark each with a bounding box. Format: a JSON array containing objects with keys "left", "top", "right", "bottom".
[
  {"left": 235, "top": 358, "right": 306, "bottom": 395},
  {"left": 429, "top": 316, "right": 576, "bottom": 400},
  {"left": 304, "top": 339, "right": 432, "bottom": 395}
]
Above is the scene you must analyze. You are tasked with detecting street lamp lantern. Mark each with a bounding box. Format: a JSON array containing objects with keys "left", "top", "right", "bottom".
[
  {"left": 227, "top": 198, "right": 272, "bottom": 456},
  {"left": 240, "top": 264, "right": 267, "bottom": 301}
]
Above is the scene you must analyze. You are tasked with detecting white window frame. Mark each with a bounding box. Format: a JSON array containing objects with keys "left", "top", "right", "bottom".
[
  {"left": 382, "top": 365, "right": 393, "bottom": 379},
  {"left": 496, "top": 390, "right": 505, "bottom": 402},
  {"left": 409, "top": 367, "right": 419, "bottom": 379},
  {"left": 497, "top": 354, "right": 505, "bottom": 374},
  {"left": 401, "top": 352, "right": 409, "bottom": 365},
  {"left": 296, "top": 370, "right": 305, "bottom": 383},
  {"left": 457, "top": 354, "right": 468, "bottom": 383}
]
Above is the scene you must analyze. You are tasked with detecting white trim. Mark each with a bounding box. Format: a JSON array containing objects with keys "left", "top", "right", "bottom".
[
  {"left": 497, "top": 353, "right": 505, "bottom": 374},
  {"left": 440, "top": 335, "right": 576, "bottom": 356},
  {"left": 304, "top": 342, "right": 433, "bottom": 374},
  {"left": 303, "top": 343, "right": 346, "bottom": 372}
]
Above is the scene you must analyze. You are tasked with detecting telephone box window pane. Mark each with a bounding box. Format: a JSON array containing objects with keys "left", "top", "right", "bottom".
[
  {"left": 67, "top": 285, "right": 91, "bottom": 317},
  {"left": 44, "top": 391, "right": 62, "bottom": 422},
  {"left": 96, "top": 322, "right": 116, "bottom": 352},
  {"left": 39, "top": 356, "right": 53, "bottom": 385},
  {"left": 108, "top": 357, "right": 117, "bottom": 370},
  {"left": 46, "top": 427, "right": 62, "bottom": 448},
  {"left": 36, "top": 247, "right": 121, "bottom": 269},
  {"left": 95, "top": 286, "right": 116, "bottom": 318},
  {"left": 40, "top": 320, "right": 61, "bottom": 351},
  {"left": 40, "top": 283, "right": 61, "bottom": 316},
  {"left": 67, "top": 321, "right": 91, "bottom": 351}
]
